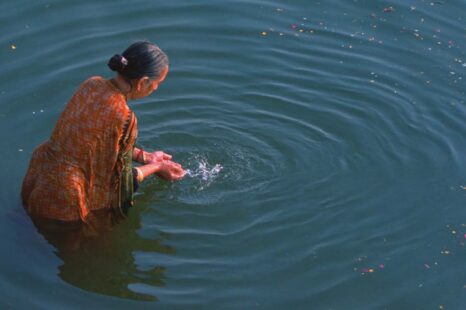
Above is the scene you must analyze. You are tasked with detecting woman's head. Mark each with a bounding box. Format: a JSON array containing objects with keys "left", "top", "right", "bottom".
[
  {"left": 108, "top": 41, "right": 169, "bottom": 99},
  {"left": 108, "top": 41, "right": 168, "bottom": 79}
]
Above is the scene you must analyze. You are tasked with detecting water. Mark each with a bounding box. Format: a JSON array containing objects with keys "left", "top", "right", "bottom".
[{"left": 1, "top": 0, "right": 465, "bottom": 308}]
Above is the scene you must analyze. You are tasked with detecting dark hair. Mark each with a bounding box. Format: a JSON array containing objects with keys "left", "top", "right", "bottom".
[{"left": 107, "top": 41, "right": 168, "bottom": 80}]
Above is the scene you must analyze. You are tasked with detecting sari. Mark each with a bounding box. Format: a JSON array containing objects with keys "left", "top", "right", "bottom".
[{"left": 21, "top": 76, "right": 138, "bottom": 223}]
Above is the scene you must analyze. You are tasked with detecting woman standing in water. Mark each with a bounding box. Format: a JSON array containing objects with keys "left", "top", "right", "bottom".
[{"left": 21, "top": 41, "right": 185, "bottom": 226}]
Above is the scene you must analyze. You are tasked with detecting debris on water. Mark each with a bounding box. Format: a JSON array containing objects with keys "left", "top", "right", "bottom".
[
  {"left": 440, "top": 250, "right": 450, "bottom": 255},
  {"left": 424, "top": 264, "right": 431, "bottom": 269},
  {"left": 383, "top": 6, "right": 395, "bottom": 13},
  {"left": 261, "top": 31, "right": 267, "bottom": 36},
  {"left": 359, "top": 262, "right": 385, "bottom": 275},
  {"left": 18, "top": 149, "right": 23, "bottom": 152},
  {"left": 11, "top": 44, "right": 16, "bottom": 50}
]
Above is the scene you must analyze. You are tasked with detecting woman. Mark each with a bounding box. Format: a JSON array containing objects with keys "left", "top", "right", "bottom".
[{"left": 21, "top": 41, "right": 185, "bottom": 226}]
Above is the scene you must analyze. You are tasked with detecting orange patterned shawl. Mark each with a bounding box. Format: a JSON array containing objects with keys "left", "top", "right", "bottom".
[{"left": 21, "top": 76, "right": 138, "bottom": 222}]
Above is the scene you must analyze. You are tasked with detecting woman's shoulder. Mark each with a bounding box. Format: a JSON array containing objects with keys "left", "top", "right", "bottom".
[
  {"left": 80, "top": 76, "right": 106, "bottom": 88},
  {"left": 72, "top": 76, "right": 105, "bottom": 96},
  {"left": 77, "top": 76, "right": 124, "bottom": 101},
  {"left": 84, "top": 76, "right": 131, "bottom": 120},
  {"left": 68, "top": 76, "right": 127, "bottom": 114}
]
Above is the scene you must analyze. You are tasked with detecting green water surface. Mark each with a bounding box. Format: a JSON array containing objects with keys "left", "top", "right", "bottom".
[{"left": 1, "top": 0, "right": 466, "bottom": 308}]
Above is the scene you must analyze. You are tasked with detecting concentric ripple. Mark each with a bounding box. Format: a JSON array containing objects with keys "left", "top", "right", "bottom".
[{"left": 2, "top": 0, "right": 466, "bottom": 307}]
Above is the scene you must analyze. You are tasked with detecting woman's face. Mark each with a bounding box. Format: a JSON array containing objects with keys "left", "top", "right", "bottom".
[{"left": 129, "top": 66, "right": 169, "bottom": 99}]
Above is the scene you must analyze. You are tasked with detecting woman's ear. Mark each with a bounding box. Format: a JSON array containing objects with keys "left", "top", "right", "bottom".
[
  {"left": 136, "top": 77, "right": 150, "bottom": 91},
  {"left": 158, "top": 66, "right": 169, "bottom": 83}
]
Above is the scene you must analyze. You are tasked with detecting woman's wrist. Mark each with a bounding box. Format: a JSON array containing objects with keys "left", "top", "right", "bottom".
[
  {"left": 135, "top": 162, "right": 162, "bottom": 182},
  {"left": 134, "top": 167, "right": 144, "bottom": 182},
  {"left": 133, "top": 148, "right": 147, "bottom": 164}
]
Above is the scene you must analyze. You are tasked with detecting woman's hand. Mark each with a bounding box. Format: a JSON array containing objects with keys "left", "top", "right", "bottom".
[
  {"left": 148, "top": 151, "right": 172, "bottom": 164},
  {"left": 155, "top": 160, "right": 186, "bottom": 181}
]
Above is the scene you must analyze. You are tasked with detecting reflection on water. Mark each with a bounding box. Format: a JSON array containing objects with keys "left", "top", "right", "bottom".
[
  {"left": 3, "top": 0, "right": 466, "bottom": 307},
  {"left": 31, "top": 207, "right": 174, "bottom": 301}
]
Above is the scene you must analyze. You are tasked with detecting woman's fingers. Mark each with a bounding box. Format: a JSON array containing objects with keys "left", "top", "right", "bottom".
[
  {"left": 166, "top": 160, "right": 183, "bottom": 169},
  {"left": 169, "top": 163, "right": 185, "bottom": 179},
  {"left": 172, "top": 165, "right": 184, "bottom": 174},
  {"left": 157, "top": 151, "right": 172, "bottom": 159},
  {"left": 154, "top": 159, "right": 185, "bottom": 181},
  {"left": 173, "top": 170, "right": 185, "bottom": 180},
  {"left": 149, "top": 151, "right": 173, "bottom": 163}
]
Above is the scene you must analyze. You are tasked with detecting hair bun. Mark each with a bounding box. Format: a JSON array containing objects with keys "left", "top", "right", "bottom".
[{"left": 107, "top": 54, "right": 128, "bottom": 72}]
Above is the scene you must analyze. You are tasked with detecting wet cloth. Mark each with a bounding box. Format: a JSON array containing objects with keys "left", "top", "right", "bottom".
[{"left": 21, "top": 76, "right": 138, "bottom": 222}]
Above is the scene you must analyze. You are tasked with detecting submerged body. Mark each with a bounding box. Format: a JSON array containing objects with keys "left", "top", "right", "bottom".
[
  {"left": 21, "top": 41, "right": 185, "bottom": 227},
  {"left": 21, "top": 76, "right": 138, "bottom": 222}
]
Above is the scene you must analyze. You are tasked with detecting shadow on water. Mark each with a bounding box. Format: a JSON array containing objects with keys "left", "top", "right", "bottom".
[{"left": 30, "top": 206, "right": 174, "bottom": 301}]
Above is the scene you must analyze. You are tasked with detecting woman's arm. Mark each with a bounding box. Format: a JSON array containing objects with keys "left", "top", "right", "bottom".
[
  {"left": 132, "top": 147, "right": 148, "bottom": 164},
  {"left": 133, "top": 147, "right": 172, "bottom": 164},
  {"left": 134, "top": 160, "right": 185, "bottom": 182}
]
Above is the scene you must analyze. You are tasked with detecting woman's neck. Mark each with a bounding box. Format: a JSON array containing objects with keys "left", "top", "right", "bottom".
[{"left": 111, "top": 75, "right": 131, "bottom": 98}]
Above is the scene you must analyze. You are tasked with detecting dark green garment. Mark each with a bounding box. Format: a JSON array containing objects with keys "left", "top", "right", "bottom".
[{"left": 119, "top": 147, "right": 134, "bottom": 214}]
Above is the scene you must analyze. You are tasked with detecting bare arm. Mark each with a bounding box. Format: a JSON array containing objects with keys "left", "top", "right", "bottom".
[
  {"left": 133, "top": 147, "right": 172, "bottom": 164},
  {"left": 134, "top": 161, "right": 185, "bottom": 182},
  {"left": 133, "top": 148, "right": 185, "bottom": 182}
]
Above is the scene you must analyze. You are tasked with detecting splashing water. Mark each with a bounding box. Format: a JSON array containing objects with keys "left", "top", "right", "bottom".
[
  {"left": 184, "top": 157, "right": 223, "bottom": 191},
  {"left": 186, "top": 160, "right": 223, "bottom": 181}
]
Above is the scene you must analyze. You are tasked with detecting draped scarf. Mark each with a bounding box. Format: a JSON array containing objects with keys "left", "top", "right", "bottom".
[{"left": 21, "top": 77, "right": 138, "bottom": 222}]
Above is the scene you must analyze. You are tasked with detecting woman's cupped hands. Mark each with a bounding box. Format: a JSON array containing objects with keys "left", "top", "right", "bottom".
[{"left": 148, "top": 151, "right": 186, "bottom": 181}]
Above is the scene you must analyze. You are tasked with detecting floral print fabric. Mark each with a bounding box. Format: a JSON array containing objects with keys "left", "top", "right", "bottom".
[{"left": 21, "top": 76, "right": 138, "bottom": 222}]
